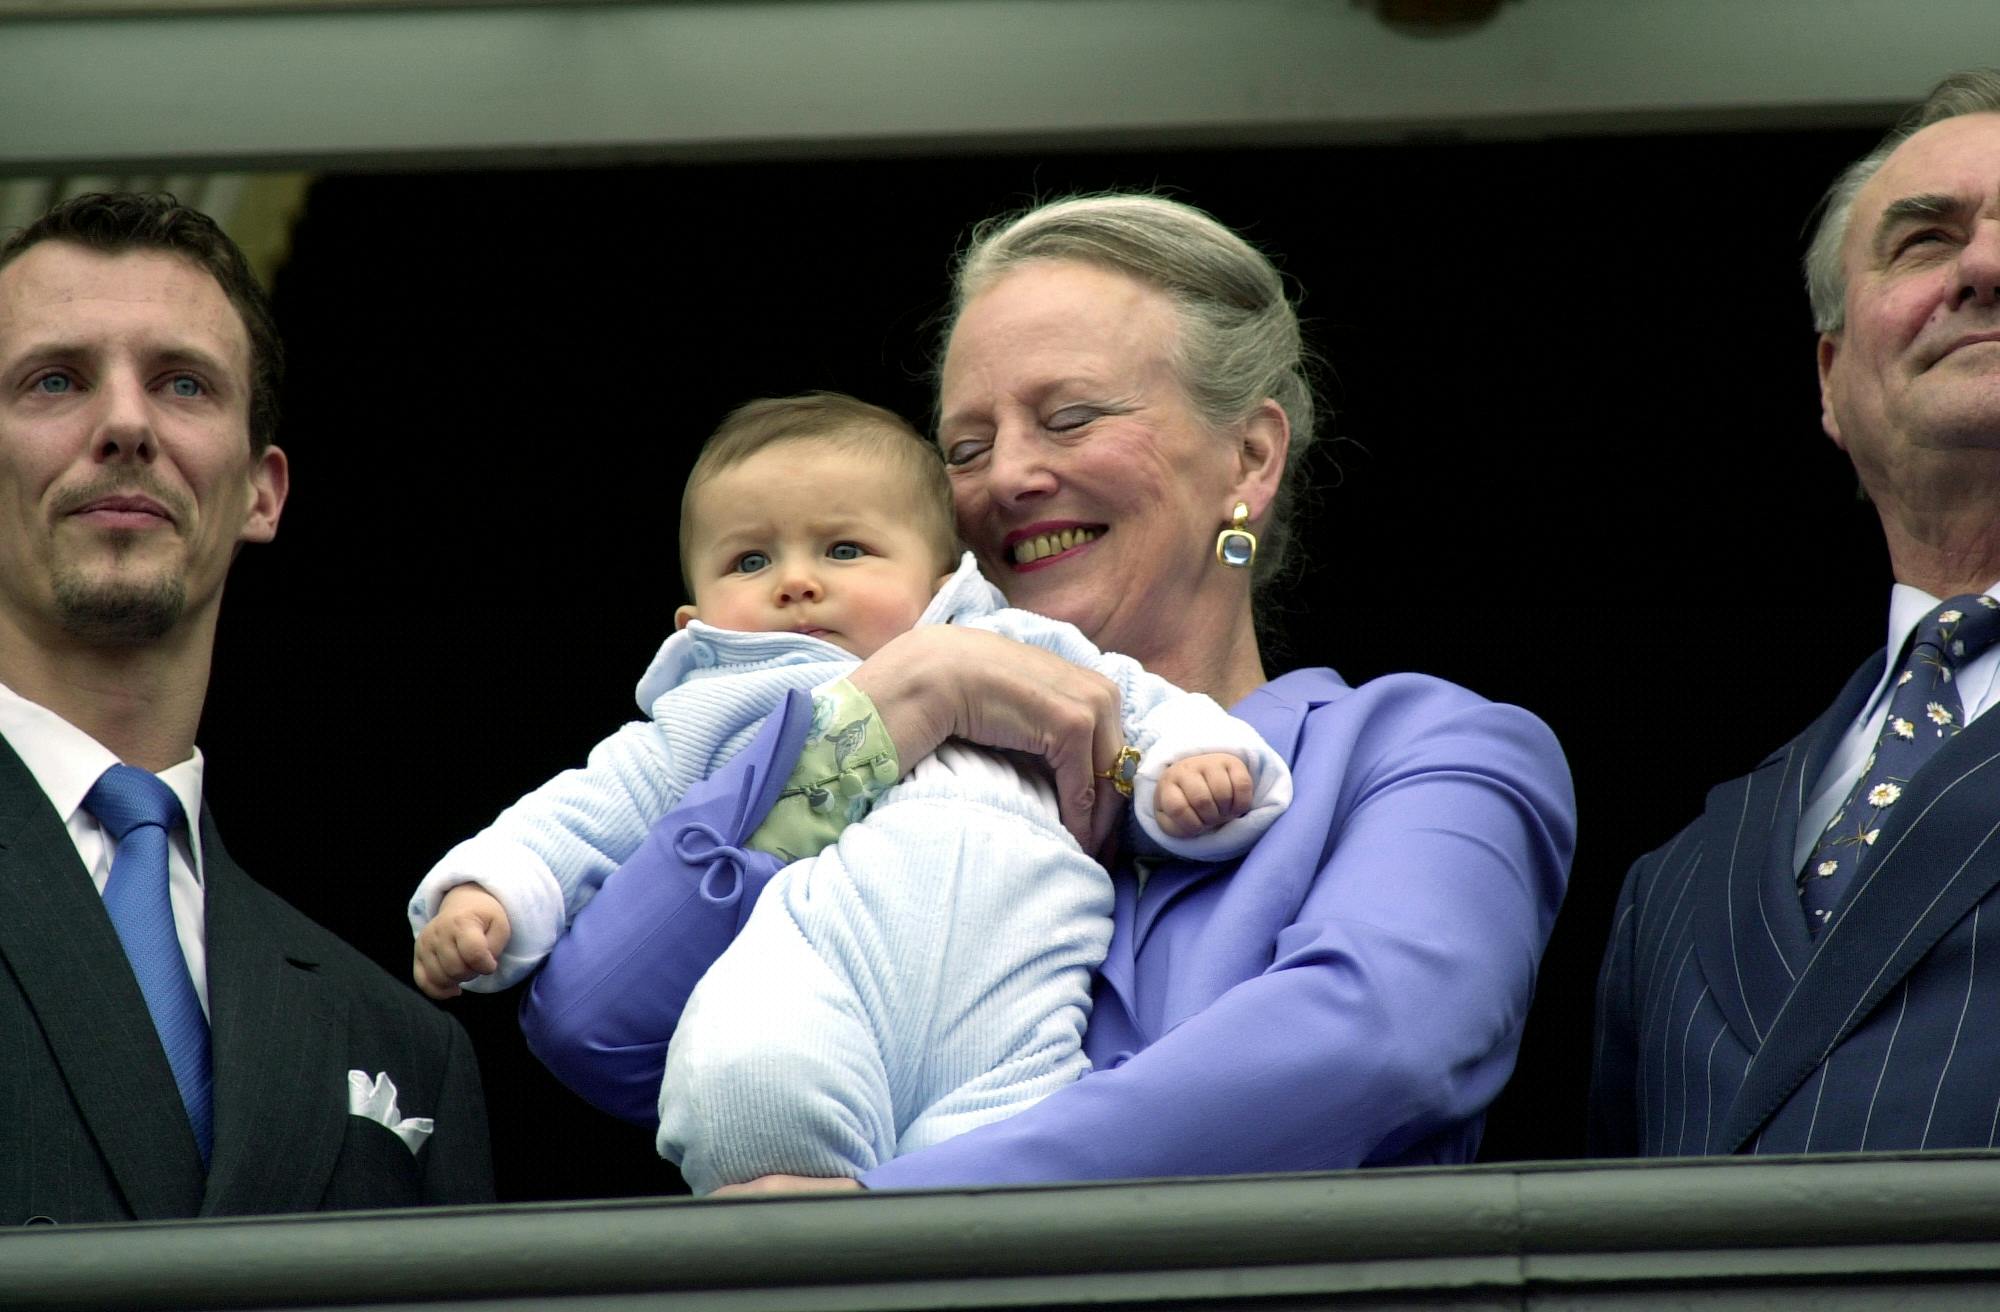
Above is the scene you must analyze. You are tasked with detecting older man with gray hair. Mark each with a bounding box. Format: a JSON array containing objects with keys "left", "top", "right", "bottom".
[{"left": 1592, "top": 69, "right": 2000, "bottom": 1157}]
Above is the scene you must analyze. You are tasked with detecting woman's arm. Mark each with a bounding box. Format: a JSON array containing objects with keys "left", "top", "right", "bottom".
[
  {"left": 518, "top": 691, "right": 812, "bottom": 1123},
  {"left": 848, "top": 625, "right": 1127, "bottom": 853},
  {"left": 860, "top": 680, "right": 1576, "bottom": 1187},
  {"left": 966, "top": 604, "right": 1291, "bottom": 861},
  {"left": 519, "top": 631, "right": 1131, "bottom": 1123}
]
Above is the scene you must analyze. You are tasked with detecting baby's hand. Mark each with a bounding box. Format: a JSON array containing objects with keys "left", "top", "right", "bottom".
[
  {"left": 1153, "top": 753, "right": 1254, "bottom": 839},
  {"left": 413, "top": 884, "right": 512, "bottom": 1000}
]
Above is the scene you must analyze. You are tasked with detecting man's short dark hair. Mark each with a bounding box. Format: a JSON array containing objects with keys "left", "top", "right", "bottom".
[{"left": 0, "top": 192, "right": 283, "bottom": 453}]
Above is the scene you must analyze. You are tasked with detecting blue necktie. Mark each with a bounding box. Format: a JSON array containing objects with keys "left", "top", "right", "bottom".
[
  {"left": 1800, "top": 594, "right": 2000, "bottom": 935},
  {"left": 85, "top": 764, "right": 213, "bottom": 1165}
]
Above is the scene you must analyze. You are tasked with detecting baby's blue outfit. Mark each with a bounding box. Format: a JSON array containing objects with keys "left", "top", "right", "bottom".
[{"left": 410, "top": 556, "right": 1290, "bottom": 1191}]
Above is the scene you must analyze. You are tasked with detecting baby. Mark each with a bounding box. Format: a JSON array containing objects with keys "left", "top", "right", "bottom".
[{"left": 409, "top": 393, "right": 1290, "bottom": 1192}]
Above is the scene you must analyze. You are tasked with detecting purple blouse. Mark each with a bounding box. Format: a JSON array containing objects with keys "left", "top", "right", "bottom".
[{"left": 520, "top": 667, "right": 1574, "bottom": 1186}]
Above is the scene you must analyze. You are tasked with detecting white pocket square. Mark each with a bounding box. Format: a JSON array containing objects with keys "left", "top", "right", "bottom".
[{"left": 347, "top": 1069, "right": 434, "bottom": 1154}]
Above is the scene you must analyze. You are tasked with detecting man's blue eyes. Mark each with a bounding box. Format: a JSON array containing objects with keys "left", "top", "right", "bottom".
[{"left": 29, "top": 374, "right": 203, "bottom": 396}]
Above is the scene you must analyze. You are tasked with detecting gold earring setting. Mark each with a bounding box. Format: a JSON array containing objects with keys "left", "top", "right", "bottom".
[{"left": 1215, "top": 501, "right": 1257, "bottom": 569}]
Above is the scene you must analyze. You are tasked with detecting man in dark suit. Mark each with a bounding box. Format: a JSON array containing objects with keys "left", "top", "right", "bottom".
[
  {"left": 1592, "top": 69, "right": 2000, "bottom": 1157},
  {"left": 0, "top": 193, "right": 492, "bottom": 1223}
]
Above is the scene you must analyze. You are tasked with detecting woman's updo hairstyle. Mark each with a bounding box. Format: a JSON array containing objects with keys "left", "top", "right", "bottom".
[{"left": 945, "top": 192, "right": 1319, "bottom": 595}]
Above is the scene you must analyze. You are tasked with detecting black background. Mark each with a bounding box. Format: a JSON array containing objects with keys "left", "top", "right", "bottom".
[{"left": 195, "top": 122, "right": 1897, "bottom": 1200}]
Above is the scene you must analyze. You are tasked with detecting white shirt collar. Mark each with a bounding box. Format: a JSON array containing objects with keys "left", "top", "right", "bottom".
[
  {"left": 1883, "top": 578, "right": 2000, "bottom": 672},
  {"left": 0, "top": 678, "right": 207, "bottom": 879},
  {"left": 1844, "top": 578, "right": 2000, "bottom": 739}
]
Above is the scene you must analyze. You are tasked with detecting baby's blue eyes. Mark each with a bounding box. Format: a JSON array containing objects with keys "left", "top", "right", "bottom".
[{"left": 733, "top": 544, "right": 868, "bottom": 573}]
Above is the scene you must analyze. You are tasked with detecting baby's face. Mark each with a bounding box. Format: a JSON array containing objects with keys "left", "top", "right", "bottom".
[{"left": 679, "top": 443, "right": 946, "bottom": 658}]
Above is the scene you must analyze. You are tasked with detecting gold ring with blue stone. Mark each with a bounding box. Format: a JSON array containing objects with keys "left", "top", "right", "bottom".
[{"left": 1096, "top": 745, "right": 1141, "bottom": 798}]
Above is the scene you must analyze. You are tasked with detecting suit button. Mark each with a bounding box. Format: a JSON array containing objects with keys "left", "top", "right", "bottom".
[{"left": 22, "top": 1215, "right": 56, "bottom": 1226}]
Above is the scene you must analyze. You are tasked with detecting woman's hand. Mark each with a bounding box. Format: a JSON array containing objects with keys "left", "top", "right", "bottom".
[
  {"left": 849, "top": 625, "right": 1127, "bottom": 852},
  {"left": 708, "top": 1175, "right": 863, "bottom": 1197}
]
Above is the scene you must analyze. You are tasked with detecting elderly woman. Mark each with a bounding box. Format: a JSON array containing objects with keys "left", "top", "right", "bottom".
[{"left": 519, "top": 194, "right": 1575, "bottom": 1188}]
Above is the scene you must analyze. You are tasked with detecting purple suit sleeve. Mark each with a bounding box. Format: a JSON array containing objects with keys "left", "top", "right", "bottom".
[
  {"left": 862, "top": 681, "right": 1575, "bottom": 1187},
  {"left": 518, "top": 690, "right": 813, "bottom": 1124}
]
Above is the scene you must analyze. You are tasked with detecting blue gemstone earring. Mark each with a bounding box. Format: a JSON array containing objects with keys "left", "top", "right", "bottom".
[{"left": 1215, "top": 501, "right": 1257, "bottom": 569}]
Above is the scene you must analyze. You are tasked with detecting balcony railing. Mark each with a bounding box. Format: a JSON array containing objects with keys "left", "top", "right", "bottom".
[{"left": 8, "top": 1153, "right": 2000, "bottom": 1310}]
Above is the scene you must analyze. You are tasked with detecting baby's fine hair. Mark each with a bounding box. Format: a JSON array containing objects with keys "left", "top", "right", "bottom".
[{"left": 679, "top": 392, "right": 960, "bottom": 590}]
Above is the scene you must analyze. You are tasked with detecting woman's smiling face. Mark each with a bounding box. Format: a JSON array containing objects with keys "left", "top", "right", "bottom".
[{"left": 938, "top": 259, "right": 1248, "bottom": 676}]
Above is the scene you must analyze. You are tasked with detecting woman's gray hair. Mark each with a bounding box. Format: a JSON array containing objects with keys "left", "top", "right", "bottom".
[
  {"left": 1806, "top": 68, "right": 2000, "bottom": 334},
  {"left": 944, "top": 192, "right": 1320, "bottom": 596}
]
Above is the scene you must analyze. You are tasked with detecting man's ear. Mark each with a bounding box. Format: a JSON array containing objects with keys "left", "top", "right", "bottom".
[
  {"left": 1230, "top": 398, "right": 1291, "bottom": 523},
  {"left": 237, "top": 444, "right": 289, "bottom": 545},
  {"left": 674, "top": 604, "right": 698, "bottom": 631},
  {"left": 1817, "top": 332, "right": 1846, "bottom": 449}
]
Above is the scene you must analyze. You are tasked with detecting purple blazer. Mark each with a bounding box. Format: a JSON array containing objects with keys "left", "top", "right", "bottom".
[{"left": 521, "top": 667, "right": 1574, "bottom": 1186}]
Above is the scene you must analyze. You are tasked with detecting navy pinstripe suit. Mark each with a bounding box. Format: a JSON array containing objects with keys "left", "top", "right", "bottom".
[{"left": 1591, "top": 652, "right": 2000, "bottom": 1156}]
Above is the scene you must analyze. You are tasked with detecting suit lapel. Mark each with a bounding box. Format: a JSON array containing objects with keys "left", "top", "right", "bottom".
[
  {"left": 0, "top": 737, "right": 205, "bottom": 1218},
  {"left": 1753, "top": 659, "right": 1880, "bottom": 980},
  {"left": 1099, "top": 686, "right": 1310, "bottom": 1022},
  {"left": 1719, "top": 668, "right": 2000, "bottom": 1151},
  {"left": 1692, "top": 659, "right": 1875, "bottom": 1080},
  {"left": 1128, "top": 685, "right": 1311, "bottom": 953},
  {"left": 1691, "top": 755, "right": 1804, "bottom": 1051},
  {"left": 198, "top": 815, "right": 349, "bottom": 1216}
]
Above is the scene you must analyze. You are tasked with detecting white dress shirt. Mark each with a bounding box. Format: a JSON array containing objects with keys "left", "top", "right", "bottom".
[
  {"left": 0, "top": 680, "right": 210, "bottom": 1014},
  {"left": 1792, "top": 581, "right": 2000, "bottom": 872}
]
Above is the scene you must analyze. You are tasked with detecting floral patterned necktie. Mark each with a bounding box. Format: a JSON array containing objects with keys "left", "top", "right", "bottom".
[{"left": 1800, "top": 594, "right": 2000, "bottom": 935}]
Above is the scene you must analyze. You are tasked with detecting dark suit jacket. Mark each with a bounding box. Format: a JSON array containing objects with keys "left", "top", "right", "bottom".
[
  {"left": 1591, "top": 652, "right": 2000, "bottom": 1156},
  {"left": 0, "top": 737, "right": 493, "bottom": 1223}
]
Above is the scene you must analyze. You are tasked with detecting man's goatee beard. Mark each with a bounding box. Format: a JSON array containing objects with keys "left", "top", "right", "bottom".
[{"left": 53, "top": 574, "right": 185, "bottom": 644}]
